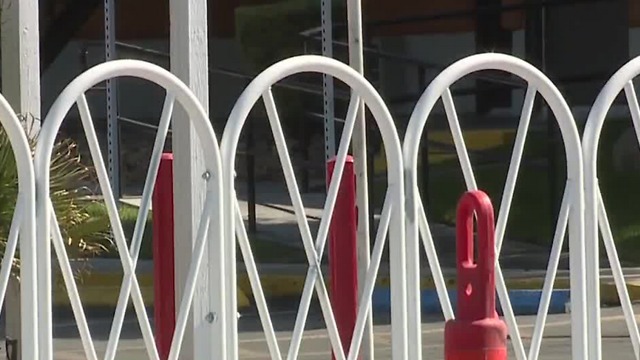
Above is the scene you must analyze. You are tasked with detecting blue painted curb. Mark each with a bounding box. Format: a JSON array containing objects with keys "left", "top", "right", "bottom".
[{"left": 371, "top": 288, "right": 570, "bottom": 316}]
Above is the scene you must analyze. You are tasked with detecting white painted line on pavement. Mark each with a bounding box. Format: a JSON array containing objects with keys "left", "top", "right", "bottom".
[
  {"left": 237, "top": 312, "right": 640, "bottom": 344},
  {"left": 238, "top": 343, "right": 445, "bottom": 359}
]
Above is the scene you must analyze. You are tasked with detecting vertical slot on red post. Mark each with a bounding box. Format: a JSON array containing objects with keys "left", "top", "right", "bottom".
[{"left": 445, "top": 190, "right": 507, "bottom": 360}]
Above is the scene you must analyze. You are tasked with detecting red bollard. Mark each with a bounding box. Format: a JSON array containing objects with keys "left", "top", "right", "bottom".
[
  {"left": 327, "top": 156, "right": 358, "bottom": 359},
  {"left": 153, "top": 153, "right": 176, "bottom": 360},
  {"left": 445, "top": 190, "right": 507, "bottom": 360}
]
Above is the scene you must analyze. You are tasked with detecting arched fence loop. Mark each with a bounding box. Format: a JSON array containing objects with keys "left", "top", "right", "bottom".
[
  {"left": 402, "top": 53, "right": 586, "bottom": 360},
  {"left": 5, "top": 51, "right": 639, "bottom": 359},
  {"left": 0, "top": 96, "right": 38, "bottom": 360},
  {"left": 582, "top": 55, "right": 640, "bottom": 360},
  {"left": 33, "top": 60, "right": 225, "bottom": 360},
  {"left": 219, "top": 55, "right": 407, "bottom": 360}
]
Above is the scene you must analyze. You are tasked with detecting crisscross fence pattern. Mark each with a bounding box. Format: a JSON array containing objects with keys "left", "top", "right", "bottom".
[
  {"left": 33, "top": 60, "right": 225, "bottom": 360},
  {"left": 402, "top": 53, "right": 586, "bottom": 360},
  {"left": 220, "top": 55, "right": 408, "bottom": 359},
  {"left": 583, "top": 56, "right": 640, "bottom": 360},
  {"left": 3, "top": 52, "right": 640, "bottom": 359}
]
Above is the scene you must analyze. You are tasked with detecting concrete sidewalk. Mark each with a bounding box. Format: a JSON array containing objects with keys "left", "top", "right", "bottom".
[
  {"left": 123, "top": 183, "right": 605, "bottom": 271},
  {"left": 45, "top": 304, "right": 640, "bottom": 359},
  {"left": 108, "top": 186, "right": 640, "bottom": 315},
  {"left": 41, "top": 298, "right": 640, "bottom": 360}
]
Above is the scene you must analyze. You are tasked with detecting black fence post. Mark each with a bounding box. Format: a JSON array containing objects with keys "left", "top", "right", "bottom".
[
  {"left": 418, "top": 66, "right": 430, "bottom": 206},
  {"left": 5, "top": 337, "right": 18, "bottom": 360},
  {"left": 247, "top": 117, "right": 257, "bottom": 235}
]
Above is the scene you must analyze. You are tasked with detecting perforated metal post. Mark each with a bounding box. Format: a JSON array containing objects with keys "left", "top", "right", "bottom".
[
  {"left": 104, "top": 0, "right": 120, "bottom": 200},
  {"left": 321, "top": 0, "right": 336, "bottom": 164}
]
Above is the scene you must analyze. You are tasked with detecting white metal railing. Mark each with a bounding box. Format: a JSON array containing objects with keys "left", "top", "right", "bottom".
[
  {"left": 33, "top": 60, "right": 224, "bottom": 360},
  {"left": 6, "top": 52, "right": 640, "bottom": 359},
  {"left": 582, "top": 55, "right": 640, "bottom": 360},
  {"left": 402, "top": 53, "right": 586, "bottom": 360},
  {"left": 0, "top": 95, "right": 38, "bottom": 360},
  {"left": 219, "top": 55, "right": 407, "bottom": 359}
]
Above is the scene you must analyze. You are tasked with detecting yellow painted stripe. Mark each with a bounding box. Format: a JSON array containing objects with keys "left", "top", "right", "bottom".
[
  {"left": 373, "top": 129, "right": 516, "bottom": 174},
  {"left": 58, "top": 270, "right": 639, "bottom": 309},
  {"left": 53, "top": 273, "right": 251, "bottom": 308},
  {"left": 237, "top": 274, "right": 640, "bottom": 305}
]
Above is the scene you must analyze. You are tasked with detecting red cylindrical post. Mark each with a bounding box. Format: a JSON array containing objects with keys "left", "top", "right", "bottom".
[
  {"left": 327, "top": 156, "right": 358, "bottom": 359},
  {"left": 445, "top": 190, "right": 508, "bottom": 360},
  {"left": 153, "top": 153, "right": 176, "bottom": 360}
]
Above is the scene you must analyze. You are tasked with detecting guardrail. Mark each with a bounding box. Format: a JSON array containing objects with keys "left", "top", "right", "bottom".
[{"left": 4, "top": 52, "right": 640, "bottom": 359}]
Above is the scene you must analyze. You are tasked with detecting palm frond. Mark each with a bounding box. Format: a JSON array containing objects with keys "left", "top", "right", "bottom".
[{"left": 0, "top": 114, "right": 112, "bottom": 276}]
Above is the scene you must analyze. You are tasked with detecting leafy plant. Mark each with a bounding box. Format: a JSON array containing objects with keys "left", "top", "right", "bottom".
[
  {"left": 0, "top": 116, "right": 111, "bottom": 276},
  {"left": 87, "top": 202, "right": 154, "bottom": 260}
]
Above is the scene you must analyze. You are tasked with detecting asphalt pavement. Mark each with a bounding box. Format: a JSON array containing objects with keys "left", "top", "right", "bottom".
[{"left": 39, "top": 304, "right": 640, "bottom": 359}]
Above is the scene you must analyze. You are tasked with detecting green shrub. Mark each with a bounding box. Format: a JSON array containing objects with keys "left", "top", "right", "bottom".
[{"left": 0, "top": 118, "right": 111, "bottom": 275}]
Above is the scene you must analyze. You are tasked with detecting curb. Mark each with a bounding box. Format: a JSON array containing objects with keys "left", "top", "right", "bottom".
[
  {"left": 52, "top": 273, "right": 251, "bottom": 310},
  {"left": 58, "top": 267, "right": 640, "bottom": 313},
  {"left": 371, "top": 288, "right": 571, "bottom": 315},
  {"left": 236, "top": 273, "right": 640, "bottom": 313}
]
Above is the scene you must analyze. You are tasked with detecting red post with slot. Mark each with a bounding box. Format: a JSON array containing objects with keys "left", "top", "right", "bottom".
[
  {"left": 327, "top": 155, "right": 358, "bottom": 359},
  {"left": 153, "top": 153, "right": 176, "bottom": 360},
  {"left": 445, "top": 190, "right": 507, "bottom": 360}
]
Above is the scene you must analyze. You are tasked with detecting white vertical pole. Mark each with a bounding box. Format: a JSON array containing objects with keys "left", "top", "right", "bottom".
[
  {"left": 170, "top": 0, "right": 224, "bottom": 359},
  {"left": 345, "top": 1, "right": 374, "bottom": 358},
  {"left": 104, "top": 0, "right": 120, "bottom": 200},
  {"left": 321, "top": 0, "right": 336, "bottom": 163},
  {"left": 1, "top": 0, "right": 41, "bottom": 134},
  {"left": 1, "top": 1, "right": 41, "bottom": 359}
]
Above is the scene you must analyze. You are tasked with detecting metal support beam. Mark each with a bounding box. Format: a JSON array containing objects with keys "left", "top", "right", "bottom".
[
  {"left": 321, "top": 0, "right": 336, "bottom": 164},
  {"left": 104, "top": 0, "right": 121, "bottom": 201},
  {"left": 1, "top": 2, "right": 41, "bottom": 359},
  {"left": 169, "top": 0, "right": 222, "bottom": 358},
  {"left": 346, "top": 0, "right": 374, "bottom": 358},
  {"left": 1, "top": 0, "right": 41, "bottom": 134}
]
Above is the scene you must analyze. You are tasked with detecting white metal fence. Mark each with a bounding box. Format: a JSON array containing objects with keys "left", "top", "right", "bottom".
[
  {"left": 0, "top": 53, "right": 639, "bottom": 359},
  {"left": 402, "top": 53, "right": 586, "bottom": 360},
  {"left": 220, "top": 55, "right": 406, "bottom": 360},
  {"left": 582, "top": 56, "right": 640, "bottom": 360},
  {"left": 33, "top": 60, "right": 224, "bottom": 360}
]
